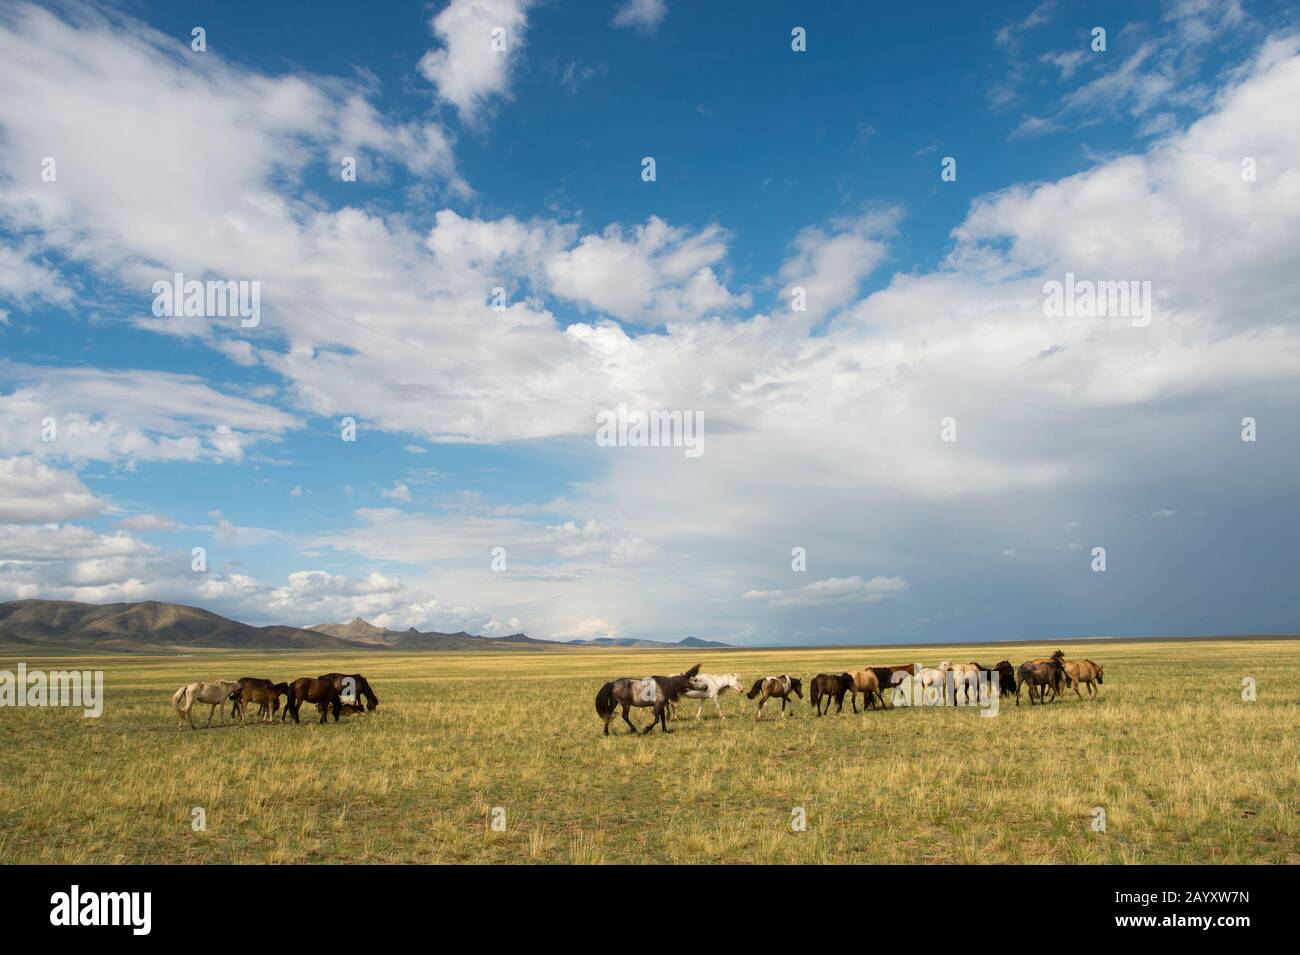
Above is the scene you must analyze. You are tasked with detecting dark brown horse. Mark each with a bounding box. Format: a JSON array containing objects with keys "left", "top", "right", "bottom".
[
  {"left": 228, "top": 677, "right": 288, "bottom": 723},
  {"left": 284, "top": 677, "right": 343, "bottom": 724},
  {"left": 971, "top": 661, "right": 1017, "bottom": 700},
  {"left": 594, "top": 663, "right": 703, "bottom": 735},
  {"left": 810, "top": 673, "right": 853, "bottom": 715},
  {"left": 746, "top": 675, "right": 803, "bottom": 719},
  {"left": 318, "top": 673, "right": 380, "bottom": 711},
  {"left": 1017, "top": 651, "right": 1066, "bottom": 706}
]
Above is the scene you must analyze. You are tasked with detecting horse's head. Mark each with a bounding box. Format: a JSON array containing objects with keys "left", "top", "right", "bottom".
[
  {"left": 1051, "top": 649, "right": 1065, "bottom": 662},
  {"left": 1095, "top": 665, "right": 1104, "bottom": 684},
  {"left": 227, "top": 686, "right": 242, "bottom": 701},
  {"left": 724, "top": 673, "right": 743, "bottom": 693},
  {"left": 687, "top": 676, "right": 708, "bottom": 693},
  {"left": 936, "top": 660, "right": 952, "bottom": 672},
  {"left": 788, "top": 677, "right": 803, "bottom": 699}
]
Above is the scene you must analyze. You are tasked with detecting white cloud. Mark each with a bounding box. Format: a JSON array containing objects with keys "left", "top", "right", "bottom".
[
  {"left": 418, "top": 0, "right": 534, "bottom": 122},
  {"left": 0, "top": 456, "right": 105, "bottom": 522},
  {"left": 0, "top": 364, "right": 299, "bottom": 464},
  {"left": 612, "top": 0, "right": 668, "bottom": 33}
]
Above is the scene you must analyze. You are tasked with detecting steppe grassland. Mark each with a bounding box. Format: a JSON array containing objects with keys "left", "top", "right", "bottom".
[{"left": 0, "top": 640, "right": 1296, "bottom": 863}]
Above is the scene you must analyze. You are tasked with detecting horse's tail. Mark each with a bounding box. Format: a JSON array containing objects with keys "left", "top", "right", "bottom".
[
  {"left": 595, "top": 681, "right": 616, "bottom": 719},
  {"left": 746, "top": 678, "right": 764, "bottom": 699},
  {"left": 171, "top": 685, "right": 186, "bottom": 718}
]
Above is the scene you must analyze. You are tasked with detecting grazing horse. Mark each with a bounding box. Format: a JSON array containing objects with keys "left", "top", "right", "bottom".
[
  {"left": 810, "top": 673, "right": 853, "bottom": 715},
  {"left": 338, "top": 703, "right": 368, "bottom": 717},
  {"left": 843, "top": 669, "right": 882, "bottom": 713},
  {"left": 228, "top": 677, "right": 288, "bottom": 724},
  {"left": 172, "top": 680, "right": 240, "bottom": 730},
  {"left": 594, "top": 664, "right": 703, "bottom": 735},
  {"left": 746, "top": 675, "right": 803, "bottom": 719},
  {"left": 1063, "top": 659, "right": 1104, "bottom": 700},
  {"left": 318, "top": 673, "right": 380, "bottom": 711},
  {"left": 284, "top": 677, "right": 343, "bottom": 724},
  {"left": 1017, "top": 651, "right": 1066, "bottom": 706},
  {"left": 676, "top": 672, "right": 744, "bottom": 720}
]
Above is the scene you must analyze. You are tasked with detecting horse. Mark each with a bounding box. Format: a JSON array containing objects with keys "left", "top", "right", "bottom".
[
  {"left": 1030, "top": 653, "right": 1068, "bottom": 701},
  {"left": 594, "top": 663, "right": 703, "bottom": 735},
  {"left": 317, "top": 673, "right": 380, "bottom": 711},
  {"left": 949, "top": 662, "right": 982, "bottom": 704},
  {"left": 1063, "top": 659, "right": 1104, "bottom": 700},
  {"left": 746, "top": 675, "right": 803, "bottom": 719},
  {"left": 843, "top": 669, "right": 882, "bottom": 713},
  {"left": 972, "top": 661, "right": 1017, "bottom": 699},
  {"left": 1016, "top": 651, "right": 1066, "bottom": 706},
  {"left": 228, "top": 677, "right": 288, "bottom": 724},
  {"left": 338, "top": 703, "right": 368, "bottom": 717},
  {"left": 866, "top": 664, "right": 914, "bottom": 707},
  {"left": 676, "top": 672, "right": 744, "bottom": 720},
  {"left": 917, "top": 661, "right": 953, "bottom": 702},
  {"left": 284, "top": 677, "right": 343, "bottom": 724},
  {"left": 810, "top": 673, "right": 853, "bottom": 715},
  {"left": 172, "top": 680, "right": 240, "bottom": 730}
]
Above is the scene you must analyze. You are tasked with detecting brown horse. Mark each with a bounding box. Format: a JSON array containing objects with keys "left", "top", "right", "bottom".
[
  {"left": 284, "top": 677, "right": 343, "bottom": 724},
  {"left": 746, "top": 675, "right": 803, "bottom": 719},
  {"left": 318, "top": 672, "right": 380, "bottom": 711},
  {"left": 228, "top": 677, "right": 288, "bottom": 723},
  {"left": 1017, "top": 651, "right": 1066, "bottom": 706},
  {"left": 843, "top": 669, "right": 882, "bottom": 713},
  {"left": 594, "top": 664, "right": 703, "bottom": 735},
  {"left": 1063, "top": 659, "right": 1104, "bottom": 700},
  {"left": 338, "top": 703, "right": 368, "bottom": 717},
  {"left": 810, "top": 673, "right": 853, "bottom": 715}
]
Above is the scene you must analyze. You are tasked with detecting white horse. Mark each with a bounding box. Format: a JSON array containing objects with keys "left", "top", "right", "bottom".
[
  {"left": 172, "top": 680, "right": 240, "bottom": 730},
  {"left": 678, "top": 672, "right": 744, "bottom": 720},
  {"left": 918, "top": 661, "right": 953, "bottom": 702}
]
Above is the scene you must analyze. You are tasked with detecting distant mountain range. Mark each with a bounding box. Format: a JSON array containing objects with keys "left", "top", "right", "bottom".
[{"left": 0, "top": 600, "right": 733, "bottom": 653}]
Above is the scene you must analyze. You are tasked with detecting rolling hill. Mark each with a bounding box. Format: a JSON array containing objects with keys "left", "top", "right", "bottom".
[
  {"left": 0, "top": 599, "right": 734, "bottom": 652},
  {"left": 0, "top": 599, "right": 358, "bottom": 652}
]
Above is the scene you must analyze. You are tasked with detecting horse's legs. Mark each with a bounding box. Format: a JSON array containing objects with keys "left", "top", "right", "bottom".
[
  {"left": 619, "top": 702, "right": 637, "bottom": 735},
  {"left": 756, "top": 694, "right": 766, "bottom": 720}
]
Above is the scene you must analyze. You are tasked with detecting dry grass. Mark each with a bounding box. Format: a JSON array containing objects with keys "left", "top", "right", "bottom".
[{"left": 0, "top": 640, "right": 1296, "bottom": 864}]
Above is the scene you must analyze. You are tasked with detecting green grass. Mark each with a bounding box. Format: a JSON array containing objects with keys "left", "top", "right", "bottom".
[{"left": 0, "top": 640, "right": 1296, "bottom": 863}]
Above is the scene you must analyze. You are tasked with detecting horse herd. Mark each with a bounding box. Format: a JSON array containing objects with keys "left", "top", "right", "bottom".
[
  {"left": 594, "top": 651, "right": 1105, "bottom": 735},
  {"left": 170, "top": 672, "right": 380, "bottom": 729}
]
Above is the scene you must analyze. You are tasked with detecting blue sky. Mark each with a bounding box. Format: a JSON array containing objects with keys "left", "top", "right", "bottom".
[{"left": 1, "top": 0, "right": 1298, "bottom": 644}]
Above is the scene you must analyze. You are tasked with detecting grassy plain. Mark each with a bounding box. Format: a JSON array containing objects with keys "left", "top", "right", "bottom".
[{"left": 0, "top": 639, "right": 1296, "bottom": 864}]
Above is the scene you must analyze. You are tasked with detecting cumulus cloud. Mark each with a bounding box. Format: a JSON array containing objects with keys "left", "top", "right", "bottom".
[
  {"left": 1, "top": 5, "right": 1298, "bottom": 643},
  {"left": 0, "top": 457, "right": 105, "bottom": 522},
  {"left": 418, "top": 0, "right": 534, "bottom": 122}
]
